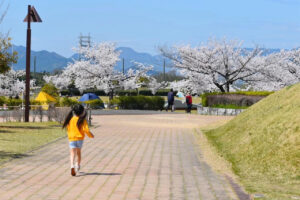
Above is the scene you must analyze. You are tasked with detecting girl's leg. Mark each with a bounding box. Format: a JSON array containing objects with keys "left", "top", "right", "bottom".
[
  {"left": 70, "top": 148, "right": 76, "bottom": 168},
  {"left": 76, "top": 148, "right": 81, "bottom": 166}
]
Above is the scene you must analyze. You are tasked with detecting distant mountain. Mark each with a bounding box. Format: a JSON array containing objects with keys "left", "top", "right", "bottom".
[
  {"left": 10, "top": 45, "right": 284, "bottom": 74},
  {"left": 11, "top": 45, "right": 73, "bottom": 72},
  {"left": 10, "top": 45, "right": 173, "bottom": 74},
  {"left": 115, "top": 47, "right": 173, "bottom": 74}
]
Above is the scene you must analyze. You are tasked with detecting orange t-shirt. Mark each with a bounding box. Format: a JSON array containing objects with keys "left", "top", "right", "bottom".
[{"left": 67, "top": 116, "right": 93, "bottom": 141}]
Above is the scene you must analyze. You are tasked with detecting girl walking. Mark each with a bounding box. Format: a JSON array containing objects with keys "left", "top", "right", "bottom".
[{"left": 63, "top": 104, "right": 94, "bottom": 176}]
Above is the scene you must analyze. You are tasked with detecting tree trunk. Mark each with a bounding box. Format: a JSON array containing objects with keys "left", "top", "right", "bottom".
[
  {"left": 214, "top": 83, "right": 225, "bottom": 93},
  {"left": 109, "top": 89, "right": 114, "bottom": 101},
  {"left": 226, "top": 83, "right": 230, "bottom": 92}
]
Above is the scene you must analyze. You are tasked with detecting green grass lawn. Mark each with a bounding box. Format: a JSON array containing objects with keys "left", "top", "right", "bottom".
[
  {"left": 202, "top": 84, "right": 300, "bottom": 200},
  {"left": 0, "top": 122, "right": 66, "bottom": 164}
]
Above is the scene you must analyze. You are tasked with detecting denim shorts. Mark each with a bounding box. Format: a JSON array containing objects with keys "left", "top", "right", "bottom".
[{"left": 69, "top": 140, "right": 84, "bottom": 149}]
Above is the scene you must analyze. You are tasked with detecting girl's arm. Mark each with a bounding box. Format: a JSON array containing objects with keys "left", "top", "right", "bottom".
[{"left": 82, "top": 120, "right": 94, "bottom": 138}]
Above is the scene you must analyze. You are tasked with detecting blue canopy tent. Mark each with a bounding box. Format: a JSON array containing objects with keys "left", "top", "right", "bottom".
[
  {"left": 78, "top": 93, "right": 102, "bottom": 125},
  {"left": 176, "top": 92, "right": 185, "bottom": 98},
  {"left": 78, "top": 93, "right": 100, "bottom": 102}
]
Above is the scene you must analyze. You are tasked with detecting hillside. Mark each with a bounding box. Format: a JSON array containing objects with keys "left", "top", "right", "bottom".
[
  {"left": 204, "top": 84, "right": 300, "bottom": 199},
  {"left": 11, "top": 45, "right": 72, "bottom": 72},
  {"left": 115, "top": 47, "right": 173, "bottom": 74}
]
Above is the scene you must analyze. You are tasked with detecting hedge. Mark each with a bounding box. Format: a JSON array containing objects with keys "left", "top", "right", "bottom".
[
  {"left": 83, "top": 89, "right": 106, "bottom": 96},
  {"left": 116, "top": 89, "right": 172, "bottom": 97},
  {"left": 201, "top": 91, "right": 274, "bottom": 107},
  {"left": 84, "top": 99, "right": 104, "bottom": 109},
  {"left": 59, "top": 97, "right": 78, "bottom": 107},
  {"left": 117, "top": 96, "right": 164, "bottom": 110},
  {"left": 6, "top": 99, "right": 23, "bottom": 107},
  {"left": 41, "top": 83, "right": 59, "bottom": 97},
  {"left": 0, "top": 96, "right": 6, "bottom": 106},
  {"left": 116, "top": 90, "right": 138, "bottom": 96},
  {"left": 60, "top": 89, "right": 81, "bottom": 96},
  {"left": 0, "top": 97, "right": 41, "bottom": 107}
]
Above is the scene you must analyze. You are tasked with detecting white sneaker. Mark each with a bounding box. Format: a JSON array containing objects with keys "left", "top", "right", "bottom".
[{"left": 75, "top": 164, "right": 80, "bottom": 172}]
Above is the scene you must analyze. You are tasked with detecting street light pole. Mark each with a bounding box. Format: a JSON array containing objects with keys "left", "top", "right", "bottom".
[
  {"left": 23, "top": 5, "right": 42, "bottom": 122},
  {"left": 24, "top": 5, "right": 31, "bottom": 122}
]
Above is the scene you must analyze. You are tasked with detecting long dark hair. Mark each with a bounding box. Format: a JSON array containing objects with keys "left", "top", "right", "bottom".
[{"left": 63, "top": 104, "right": 87, "bottom": 129}]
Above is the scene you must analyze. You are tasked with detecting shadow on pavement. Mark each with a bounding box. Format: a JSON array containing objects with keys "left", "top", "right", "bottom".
[{"left": 77, "top": 172, "right": 122, "bottom": 177}]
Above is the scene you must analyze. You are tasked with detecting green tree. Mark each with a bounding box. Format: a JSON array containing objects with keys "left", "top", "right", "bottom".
[
  {"left": 0, "top": 37, "right": 17, "bottom": 73},
  {"left": 41, "top": 83, "right": 59, "bottom": 97},
  {"left": 0, "top": 1, "right": 18, "bottom": 74}
]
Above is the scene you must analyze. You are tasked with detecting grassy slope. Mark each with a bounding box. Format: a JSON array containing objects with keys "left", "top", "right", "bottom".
[
  {"left": 204, "top": 84, "right": 300, "bottom": 199},
  {"left": 0, "top": 122, "right": 66, "bottom": 164}
]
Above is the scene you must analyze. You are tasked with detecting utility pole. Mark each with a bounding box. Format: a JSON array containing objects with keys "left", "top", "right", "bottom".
[
  {"left": 122, "top": 58, "right": 125, "bottom": 74},
  {"left": 163, "top": 59, "right": 166, "bottom": 82},
  {"left": 79, "top": 33, "right": 91, "bottom": 61}
]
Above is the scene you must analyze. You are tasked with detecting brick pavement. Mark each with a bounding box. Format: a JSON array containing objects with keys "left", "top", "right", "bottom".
[{"left": 0, "top": 114, "right": 243, "bottom": 200}]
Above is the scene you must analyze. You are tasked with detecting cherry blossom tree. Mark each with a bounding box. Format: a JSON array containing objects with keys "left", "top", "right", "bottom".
[
  {"left": 147, "top": 78, "right": 166, "bottom": 95},
  {"left": 160, "top": 39, "right": 278, "bottom": 92},
  {"left": 44, "top": 43, "right": 154, "bottom": 100},
  {"left": 0, "top": 69, "right": 34, "bottom": 96},
  {"left": 243, "top": 49, "right": 300, "bottom": 91},
  {"left": 273, "top": 49, "right": 300, "bottom": 86}
]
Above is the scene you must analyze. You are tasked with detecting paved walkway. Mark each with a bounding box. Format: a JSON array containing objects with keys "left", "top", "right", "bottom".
[{"left": 0, "top": 114, "right": 245, "bottom": 200}]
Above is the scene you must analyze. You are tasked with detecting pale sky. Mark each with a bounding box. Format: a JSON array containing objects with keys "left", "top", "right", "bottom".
[{"left": 2, "top": 0, "right": 300, "bottom": 57}]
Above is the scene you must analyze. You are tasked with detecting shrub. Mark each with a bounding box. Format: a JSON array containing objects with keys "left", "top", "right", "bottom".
[
  {"left": 41, "top": 83, "right": 59, "bottom": 97},
  {"left": 60, "top": 97, "right": 78, "bottom": 107},
  {"left": 6, "top": 98, "right": 22, "bottom": 107},
  {"left": 30, "top": 100, "right": 41, "bottom": 105},
  {"left": 151, "top": 96, "right": 165, "bottom": 110},
  {"left": 60, "top": 88, "right": 81, "bottom": 96},
  {"left": 0, "top": 97, "right": 41, "bottom": 108},
  {"left": 60, "top": 89, "right": 81, "bottom": 96},
  {"left": 85, "top": 99, "right": 104, "bottom": 109},
  {"left": 116, "top": 90, "right": 138, "bottom": 96},
  {"left": 60, "top": 90, "right": 70, "bottom": 96},
  {"left": 0, "top": 96, "right": 6, "bottom": 106},
  {"left": 138, "top": 89, "right": 153, "bottom": 96},
  {"left": 109, "top": 98, "right": 120, "bottom": 107},
  {"left": 155, "top": 89, "right": 170, "bottom": 96},
  {"left": 117, "top": 96, "right": 164, "bottom": 110},
  {"left": 115, "top": 89, "right": 178, "bottom": 96}
]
